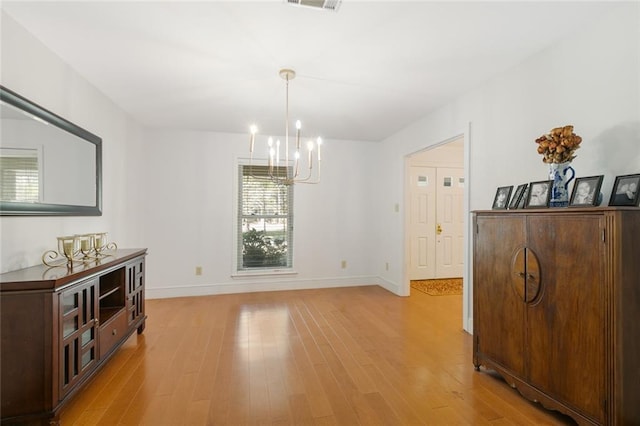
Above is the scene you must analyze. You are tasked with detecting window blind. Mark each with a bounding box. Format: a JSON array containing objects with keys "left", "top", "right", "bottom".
[{"left": 0, "top": 155, "right": 39, "bottom": 202}]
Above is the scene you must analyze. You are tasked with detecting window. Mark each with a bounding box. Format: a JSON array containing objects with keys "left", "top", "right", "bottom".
[
  {"left": 237, "top": 165, "right": 293, "bottom": 271},
  {"left": 0, "top": 149, "right": 39, "bottom": 202}
]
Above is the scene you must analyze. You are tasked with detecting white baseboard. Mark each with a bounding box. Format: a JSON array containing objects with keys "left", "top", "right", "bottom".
[
  {"left": 376, "top": 276, "right": 403, "bottom": 296},
  {"left": 146, "top": 275, "right": 383, "bottom": 299}
]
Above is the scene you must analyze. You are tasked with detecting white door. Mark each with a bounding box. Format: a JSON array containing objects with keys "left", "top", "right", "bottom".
[
  {"left": 408, "top": 166, "right": 437, "bottom": 280},
  {"left": 435, "top": 168, "right": 464, "bottom": 278}
]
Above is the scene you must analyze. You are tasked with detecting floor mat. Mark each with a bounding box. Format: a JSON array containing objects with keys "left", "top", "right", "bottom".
[{"left": 411, "top": 278, "right": 463, "bottom": 296}]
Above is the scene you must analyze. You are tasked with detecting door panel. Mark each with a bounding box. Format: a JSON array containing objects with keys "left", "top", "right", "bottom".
[
  {"left": 435, "top": 167, "right": 464, "bottom": 278},
  {"left": 525, "top": 215, "right": 605, "bottom": 423},
  {"left": 408, "top": 167, "right": 436, "bottom": 280},
  {"left": 474, "top": 215, "right": 526, "bottom": 376}
]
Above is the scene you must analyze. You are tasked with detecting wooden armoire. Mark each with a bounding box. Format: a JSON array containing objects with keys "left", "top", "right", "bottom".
[{"left": 472, "top": 208, "right": 640, "bottom": 425}]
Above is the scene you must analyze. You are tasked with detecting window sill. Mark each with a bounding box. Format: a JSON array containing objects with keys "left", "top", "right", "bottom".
[{"left": 231, "top": 269, "right": 298, "bottom": 279}]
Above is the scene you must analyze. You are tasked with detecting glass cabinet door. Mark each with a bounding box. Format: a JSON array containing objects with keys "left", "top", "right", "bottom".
[
  {"left": 59, "top": 277, "right": 99, "bottom": 396},
  {"left": 126, "top": 258, "right": 145, "bottom": 329}
]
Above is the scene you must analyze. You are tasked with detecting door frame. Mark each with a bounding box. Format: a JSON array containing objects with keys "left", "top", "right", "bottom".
[{"left": 402, "top": 123, "right": 473, "bottom": 333}]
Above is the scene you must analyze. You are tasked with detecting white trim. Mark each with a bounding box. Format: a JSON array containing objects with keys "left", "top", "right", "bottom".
[
  {"left": 462, "top": 122, "right": 473, "bottom": 334},
  {"left": 233, "top": 158, "right": 295, "bottom": 274},
  {"left": 146, "top": 275, "right": 380, "bottom": 299},
  {"left": 231, "top": 269, "right": 298, "bottom": 278},
  {"left": 377, "top": 276, "right": 401, "bottom": 295}
]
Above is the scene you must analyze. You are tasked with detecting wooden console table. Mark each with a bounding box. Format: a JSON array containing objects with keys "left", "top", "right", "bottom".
[{"left": 1, "top": 248, "right": 147, "bottom": 425}]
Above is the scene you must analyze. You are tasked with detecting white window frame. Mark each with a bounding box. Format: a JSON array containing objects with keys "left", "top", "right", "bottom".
[{"left": 233, "top": 162, "right": 295, "bottom": 276}]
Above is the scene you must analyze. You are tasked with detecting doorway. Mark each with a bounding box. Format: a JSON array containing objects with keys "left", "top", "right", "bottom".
[
  {"left": 406, "top": 138, "right": 464, "bottom": 281},
  {"left": 403, "top": 133, "right": 473, "bottom": 333}
]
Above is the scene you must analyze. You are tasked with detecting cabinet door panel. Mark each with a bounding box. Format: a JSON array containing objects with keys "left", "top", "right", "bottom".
[
  {"left": 474, "top": 216, "right": 526, "bottom": 375},
  {"left": 59, "top": 278, "right": 99, "bottom": 397},
  {"left": 126, "top": 258, "right": 145, "bottom": 326},
  {"left": 526, "top": 215, "right": 605, "bottom": 423}
]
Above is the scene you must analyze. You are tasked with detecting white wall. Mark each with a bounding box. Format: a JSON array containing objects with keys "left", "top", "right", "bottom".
[
  {"left": 374, "top": 3, "right": 640, "bottom": 331},
  {"left": 140, "top": 130, "right": 378, "bottom": 298},
  {"left": 0, "top": 12, "right": 146, "bottom": 272}
]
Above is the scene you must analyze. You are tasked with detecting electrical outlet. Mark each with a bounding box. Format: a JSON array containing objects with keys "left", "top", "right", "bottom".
[
  {"left": 195, "top": 266, "right": 202, "bottom": 276},
  {"left": 341, "top": 260, "right": 347, "bottom": 269}
]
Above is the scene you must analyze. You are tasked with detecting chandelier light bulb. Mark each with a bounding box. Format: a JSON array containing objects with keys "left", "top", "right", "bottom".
[{"left": 249, "top": 124, "right": 258, "bottom": 154}]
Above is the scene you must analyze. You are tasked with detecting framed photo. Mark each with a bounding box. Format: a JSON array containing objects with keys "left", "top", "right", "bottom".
[
  {"left": 517, "top": 186, "right": 529, "bottom": 209},
  {"left": 569, "top": 175, "right": 603, "bottom": 207},
  {"left": 609, "top": 173, "right": 640, "bottom": 206},
  {"left": 492, "top": 185, "right": 513, "bottom": 209},
  {"left": 509, "top": 184, "right": 528, "bottom": 209},
  {"left": 525, "top": 180, "right": 552, "bottom": 208}
]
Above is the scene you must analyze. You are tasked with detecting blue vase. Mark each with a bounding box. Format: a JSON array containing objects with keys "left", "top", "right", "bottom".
[{"left": 548, "top": 162, "right": 575, "bottom": 207}]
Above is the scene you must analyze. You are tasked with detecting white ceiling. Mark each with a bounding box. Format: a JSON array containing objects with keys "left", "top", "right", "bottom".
[{"left": 1, "top": 1, "right": 617, "bottom": 142}]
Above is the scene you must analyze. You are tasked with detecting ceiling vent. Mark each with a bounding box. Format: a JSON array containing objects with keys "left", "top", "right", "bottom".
[{"left": 286, "top": 0, "right": 342, "bottom": 12}]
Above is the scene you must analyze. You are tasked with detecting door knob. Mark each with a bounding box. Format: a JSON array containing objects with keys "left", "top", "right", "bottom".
[{"left": 436, "top": 224, "right": 443, "bottom": 235}]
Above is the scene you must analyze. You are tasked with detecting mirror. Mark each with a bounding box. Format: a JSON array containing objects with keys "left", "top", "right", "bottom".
[{"left": 0, "top": 86, "right": 102, "bottom": 215}]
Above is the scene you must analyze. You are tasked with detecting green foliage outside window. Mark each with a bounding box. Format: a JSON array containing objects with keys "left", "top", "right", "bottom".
[{"left": 242, "top": 228, "right": 287, "bottom": 268}]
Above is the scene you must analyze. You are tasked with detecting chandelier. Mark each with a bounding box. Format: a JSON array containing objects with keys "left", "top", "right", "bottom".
[{"left": 248, "top": 69, "right": 322, "bottom": 185}]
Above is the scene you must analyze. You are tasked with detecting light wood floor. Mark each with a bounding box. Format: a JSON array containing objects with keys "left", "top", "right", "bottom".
[{"left": 59, "top": 285, "right": 575, "bottom": 425}]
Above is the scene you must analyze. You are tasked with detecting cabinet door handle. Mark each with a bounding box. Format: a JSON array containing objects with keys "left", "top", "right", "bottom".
[
  {"left": 524, "top": 249, "right": 541, "bottom": 303},
  {"left": 112, "top": 329, "right": 117, "bottom": 336}
]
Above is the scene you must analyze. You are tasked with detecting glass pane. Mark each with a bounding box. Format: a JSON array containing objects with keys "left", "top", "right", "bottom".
[
  {"left": 241, "top": 176, "right": 289, "bottom": 216},
  {"left": 62, "top": 292, "right": 78, "bottom": 314},
  {"left": 63, "top": 316, "right": 78, "bottom": 338},
  {"left": 81, "top": 327, "right": 94, "bottom": 346},
  {"left": 73, "top": 340, "right": 78, "bottom": 375},
  {"left": 81, "top": 347, "right": 94, "bottom": 369},
  {"left": 64, "top": 344, "right": 70, "bottom": 385},
  {"left": 443, "top": 177, "right": 452, "bottom": 187},
  {"left": 242, "top": 218, "right": 288, "bottom": 268},
  {"left": 417, "top": 176, "right": 428, "bottom": 187}
]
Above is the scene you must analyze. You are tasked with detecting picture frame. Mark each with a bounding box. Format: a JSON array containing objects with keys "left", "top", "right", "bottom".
[
  {"left": 525, "top": 180, "right": 552, "bottom": 208},
  {"left": 509, "top": 184, "right": 528, "bottom": 209},
  {"left": 492, "top": 185, "right": 513, "bottom": 209},
  {"left": 608, "top": 173, "right": 640, "bottom": 206},
  {"left": 517, "top": 186, "right": 529, "bottom": 209},
  {"left": 569, "top": 175, "right": 603, "bottom": 207}
]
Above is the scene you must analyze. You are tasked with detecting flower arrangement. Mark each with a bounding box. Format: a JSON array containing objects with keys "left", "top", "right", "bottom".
[{"left": 535, "top": 125, "right": 582, "bottom": 164}]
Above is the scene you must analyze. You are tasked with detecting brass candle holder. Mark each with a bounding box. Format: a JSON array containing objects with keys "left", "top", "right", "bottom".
[
  {"left": 42, "top": 233, "right": 118, "bottom": 268},
  {"left": 42, "top": 235, "right": 79, "bottom": 268},
  {"left": 93, "top": 232, "right": 117, "bottom": 257}
]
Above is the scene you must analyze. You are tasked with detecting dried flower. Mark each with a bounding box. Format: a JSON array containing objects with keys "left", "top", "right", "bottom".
[{"left": 535, "top": 125, "right": 582, "bottom": 164}]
